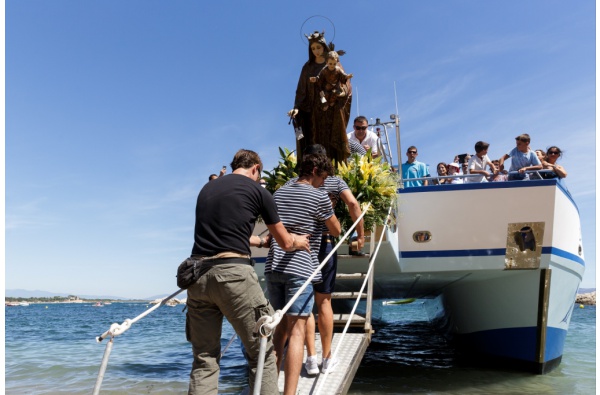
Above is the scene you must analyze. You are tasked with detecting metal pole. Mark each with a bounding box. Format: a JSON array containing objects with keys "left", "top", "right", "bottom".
[
  {"left": 395, "top": 116, "right": 404, "bottom": 189},
  {"left": 252, "top": 336, "right": 269, "bottom": 395},
  {"left": 92, "top": 337, "right": 114, "bottom": 395}
]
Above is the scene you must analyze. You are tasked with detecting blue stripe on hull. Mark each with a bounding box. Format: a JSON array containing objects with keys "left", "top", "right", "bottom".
[{"left": 400, "top": 246, "right": 585, "bottom": 266}]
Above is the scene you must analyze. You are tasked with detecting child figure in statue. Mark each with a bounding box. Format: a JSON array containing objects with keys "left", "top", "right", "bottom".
[{"left": 310, "top": 51, "right": 353, "bottom": 111}]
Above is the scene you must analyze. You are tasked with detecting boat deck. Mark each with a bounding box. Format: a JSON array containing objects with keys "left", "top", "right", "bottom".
[{"left": 277, "top": 332, "right": 370, "bottom": 395}]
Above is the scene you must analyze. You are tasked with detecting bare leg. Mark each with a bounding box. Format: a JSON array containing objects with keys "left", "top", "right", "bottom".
[
  {"left": 283, "top": 315, "right": 308, "bottom": 395},
  {"left": 315, "top": 292, "right": 333, "bottom": 359},
  {"left": 273, "top": 318, "right": 288, "bottom": 374},
  {"left": 305, "top": 313, "right": 317, "bottom": 357}
]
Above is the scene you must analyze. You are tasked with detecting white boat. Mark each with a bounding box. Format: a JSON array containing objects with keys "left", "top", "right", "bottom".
[
  {"left": 19, "top": 301, "right": 30, "bottom": 306},
  {"left": 251, "top": 116, "right": 583, "bottom": 374}
]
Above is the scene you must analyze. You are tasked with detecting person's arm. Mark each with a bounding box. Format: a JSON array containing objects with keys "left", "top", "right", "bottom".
[
  {"left": 487, "top": 159, "right": 498, "bottom": 175},
  {"left": 498, "top": 154, "right": 510, "bottom": 171},
  {"left": 551, "top": 164, "right": 567, "bottom": 178},
  {"left": 324, "top": 215, "right": 341, "bottom": 237},
  {"left": 266, "top": 222, "right": 310, "bottom": 252},
  {"left": 370, "top": 135, "right": 380, "bottom": 157},
  {"left": 339, "top": 190, "right": 365, "bottom": 250},
  {"left": 520, "top": 154, "right": 542, "bottom": 173},
  {"left": 422, "top": 163, "right": 430, "bottom": 186}
]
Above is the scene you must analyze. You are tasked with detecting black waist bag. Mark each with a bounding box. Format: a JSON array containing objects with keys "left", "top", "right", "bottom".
[{"left": 176, "top": 258, "right": 204, "bottom": 289}]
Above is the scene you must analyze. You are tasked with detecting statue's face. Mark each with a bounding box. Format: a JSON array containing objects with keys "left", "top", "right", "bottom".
[
  {"left": 326, "top": 58, "right": 337, "bottom": 71},
  {"left": 310, "top": 42, "right": 325, "bottom": 58}
]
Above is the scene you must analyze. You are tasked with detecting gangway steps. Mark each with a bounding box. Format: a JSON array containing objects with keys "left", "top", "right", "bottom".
[
  {"left": 332, "top": 292, "right": 367, "bottom": 299},
  {"left": 335, "top": 272, "right": 367, "bottom": 280},
  {"left": 333, "top": 314, "right": 366, "bottom": 326},
  {"left": 337, "top": 253, "right": 371, "bottom": 259},
  {"left": 277, "top": 332, "right": 370, "bottom": 395}
]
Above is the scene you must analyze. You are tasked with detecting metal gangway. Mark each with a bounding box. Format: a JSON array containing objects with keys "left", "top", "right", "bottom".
[{"left": 92, "top": 202, "right": 395, "bottom": 395}]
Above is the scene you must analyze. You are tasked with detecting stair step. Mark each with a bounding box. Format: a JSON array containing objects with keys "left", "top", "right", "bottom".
[
  {"left": 337, "top": 253, "right": 370, "bottom": 259},
  {"left": 333, "top": 314, "right": 366, "bottom": 326},
  {"left": 332, "top": 291, "right": 367, "bottom": 299},
  {"left": 336, "top": 273, "right": 367, "bottom": 280}
]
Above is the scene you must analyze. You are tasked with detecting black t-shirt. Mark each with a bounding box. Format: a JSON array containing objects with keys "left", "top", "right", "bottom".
[{"left": 191, "top": 174, "right": 280, "bottom": 257}]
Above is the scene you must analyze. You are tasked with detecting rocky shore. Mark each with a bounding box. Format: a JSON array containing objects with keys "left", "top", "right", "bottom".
[{"left": 575, "top": 291, "right": 596, "bottom": 306}]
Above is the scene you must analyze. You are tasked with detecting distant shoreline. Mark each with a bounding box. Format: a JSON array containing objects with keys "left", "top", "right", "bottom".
[{"left": 5, "top": 297, "right": 151, "bottom": 304}]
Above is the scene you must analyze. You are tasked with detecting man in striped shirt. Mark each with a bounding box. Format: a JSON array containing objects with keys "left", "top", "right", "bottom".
[
  {"left": 285, "top": 144, "right": 365, "bottom": 374},
  {"left": 266, "top": 153, "right": 341, "bottom": 395}
]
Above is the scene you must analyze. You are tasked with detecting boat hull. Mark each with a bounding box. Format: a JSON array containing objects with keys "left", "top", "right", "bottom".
[{"left": 252, "top": 179, "right": 584, "bottom": 373}]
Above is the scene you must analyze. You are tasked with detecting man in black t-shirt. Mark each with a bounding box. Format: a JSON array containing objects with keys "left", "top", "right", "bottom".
[{"left": 186, "top": 149, "right": 310, "bottom": 395}]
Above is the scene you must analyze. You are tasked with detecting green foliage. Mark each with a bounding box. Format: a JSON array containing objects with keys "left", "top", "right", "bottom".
[
  {"left": 262, "top": 148, "right": 398, "bottom": 235},
  {"left": 262, "top": 147, "right": 298, "bottom": 194}
]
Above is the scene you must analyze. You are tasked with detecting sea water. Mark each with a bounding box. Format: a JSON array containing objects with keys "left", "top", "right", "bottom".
[{"left": 5, "top": 301, "right": 595, "bottom": 394}]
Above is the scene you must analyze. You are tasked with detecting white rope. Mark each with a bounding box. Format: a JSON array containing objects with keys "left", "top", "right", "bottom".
[
  {"left": 262, "top": 202, "right": 372, "bottom": 333},
  {"left": 315, "top": 205, "right": 393, "bottom": 395},
  {"left": 96, "top": 288, "right": 186, "bottom": 342}
]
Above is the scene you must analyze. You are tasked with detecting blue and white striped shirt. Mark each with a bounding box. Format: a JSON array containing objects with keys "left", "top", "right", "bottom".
[{"left": 265, "top": 182, "right": 334, "bottom": 280}]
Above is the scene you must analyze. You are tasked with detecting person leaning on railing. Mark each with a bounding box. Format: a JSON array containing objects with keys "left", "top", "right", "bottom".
[
  {"left": 466, "top": 141, "right": 497, "bottom": 183},
  {"left": 498, "top": 134, "right": 542, "bottom": 180},
  {"left": 401, "top": 146, "right": 430, "bottom": 187},
  {"left": 490, "top": 159, "right": 509, "bottom": 182},
  {"left": 432, "top": 162, "right": 449, "bottom": 185},
  {"left": 537, "top": 146, "right": 567, "bottom": 179}
]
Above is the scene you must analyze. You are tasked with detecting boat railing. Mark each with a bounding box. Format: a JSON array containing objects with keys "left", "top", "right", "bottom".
[
  {"left": 370, "top": 117, "right": 396, "bottom": 167},
  {"left": 400, "top": 169, "right": 560, "bottom": 187}
]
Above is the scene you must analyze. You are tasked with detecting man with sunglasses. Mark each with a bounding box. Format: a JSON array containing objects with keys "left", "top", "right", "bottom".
[
  {"left": 347, "top": 115, "right": 380, "bottom": 157},
  {"left": 186, "top": 149, "right": 311, "bottom": 395},
  {"left": 401, "top": 146, "right": 430, "bottom": 187}
]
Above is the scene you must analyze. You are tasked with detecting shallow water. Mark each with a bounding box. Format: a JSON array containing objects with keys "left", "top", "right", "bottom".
[{"left": 5, "top": 301, "right": 595, "bottom": 394}]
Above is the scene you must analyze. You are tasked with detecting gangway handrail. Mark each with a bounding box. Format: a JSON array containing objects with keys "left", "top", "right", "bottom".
[
  {"left": 92, "top": 288, "right": 186, "bottom": 395},
  {"left": 315, "top": 205, "right": 393, "bottom": 395}
]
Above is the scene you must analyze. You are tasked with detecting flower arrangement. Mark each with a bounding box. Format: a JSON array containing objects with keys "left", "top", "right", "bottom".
[
  {"left": 262, "top": 148, "right": 398, "bottom": 234},
  {"left": 335, "top": 152, "right": 398, "bottom": 232},
  {"left": 262, "top": 147, "right": 298, "bottom": 193}
]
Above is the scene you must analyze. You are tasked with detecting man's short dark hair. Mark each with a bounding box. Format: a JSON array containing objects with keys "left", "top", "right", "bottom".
[
  {"left": 353, "top": 115, "right": 368, "bottom": 125},
  {"left": 230, "top": 149, "right": 263, "bottom": 172},
  {"left": 298, "top": 154, "right": 334, "bottom": 177},
  {"left": 406, "top": 145, "right": 417, "bottom": 153},
  {"left": 515, "top": 134, "right": 531, "bottom": 143},
  {"left": 208, "top": 174, "right": 218, "bottom": 181},
  {"left": 474, "top": 141, "right": 490, "bottom": 153},
  {"left": 304, "top": 144, "right": 327, "bottom": 156}
]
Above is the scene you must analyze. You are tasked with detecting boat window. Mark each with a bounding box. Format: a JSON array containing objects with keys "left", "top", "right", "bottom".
[{"left": 413, "top": 231, "right": 431, "bottom": 243}]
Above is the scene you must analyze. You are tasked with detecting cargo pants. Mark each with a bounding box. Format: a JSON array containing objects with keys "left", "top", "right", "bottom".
[{"left": 186, "top": 264, "right": 278, "bottom": 395}]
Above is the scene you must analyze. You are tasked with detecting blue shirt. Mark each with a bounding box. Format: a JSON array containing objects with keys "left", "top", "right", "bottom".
[
  {"left": 402, "top": 161, "right": 430, "bottom": 187},
  {"left": 507, "top": 147, "right": 541, "bottom": 171}
]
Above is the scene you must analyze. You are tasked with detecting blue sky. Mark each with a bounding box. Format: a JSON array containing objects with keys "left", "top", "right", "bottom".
[{"left": 5, "top": 1, "right": 596, "bottom": 298}]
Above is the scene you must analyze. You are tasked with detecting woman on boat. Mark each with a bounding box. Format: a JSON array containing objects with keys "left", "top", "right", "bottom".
[
  {"left": 288, "top": 31, "right": 352, "bottom": 164},
  {"left": 433, "top": 162, "right": 449, "bottom": 185},
  {"left": 538, "top": 146, "right": 567, "bottom": 178}
]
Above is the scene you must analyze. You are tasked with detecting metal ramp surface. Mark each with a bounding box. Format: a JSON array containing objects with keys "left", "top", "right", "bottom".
[{"left": 277, "top": 332, "right": 370, "bottom": 395}]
